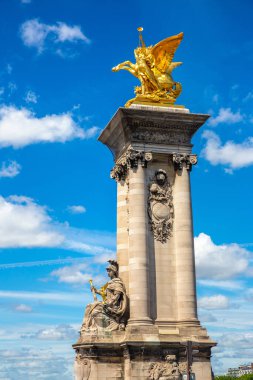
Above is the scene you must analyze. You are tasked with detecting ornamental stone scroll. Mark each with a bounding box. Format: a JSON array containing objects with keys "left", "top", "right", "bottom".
[
  {"left": 172, "top": 153, "right": 198, "bottom": 172},
  {"left": 110, "top": 149, "right": 152, "bottom": 182}
]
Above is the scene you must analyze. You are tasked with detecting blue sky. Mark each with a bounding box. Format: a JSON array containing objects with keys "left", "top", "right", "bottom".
[{"left": 0, "top": 0, "right": 253, "bottom": 378}]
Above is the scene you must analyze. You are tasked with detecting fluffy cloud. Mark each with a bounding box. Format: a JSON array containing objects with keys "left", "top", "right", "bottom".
[
  {"left": 195, "top": 233, "right": 249, "bottom": 280},
  {"left": 24, "top": 90, "right": 38, "bottom": 104},
  {"left": 0, "top": 105, "right": 99, "bottom": 148},
  {"left": 15, "top": 304, "right": 32, "bottom": 313},
  {"left": 22, "top": 324, "right": 78, "bottom": 340},
  {"left": 20, "top": 19, "right": 90, "bottom": 53},
  {"left": 208, "top": 107, "right": 244, "bottom": 127},
  {"left": 198, "top": 295, "right": 230, "bottom": 310},
  {"left": 201, "top": 130, "right": 253, "bottom": 170},
  {"left": 0, "top": 195, "right": 64, "bottom": 248},
  {"left": 51, "top": 263, "right": 91, "bottom": 284},
  {"left": 67, "top": 205, "right": 86, "bottom": 214},
  {"left": 0, "top": 160, "right": 21, "bottom": 178}
]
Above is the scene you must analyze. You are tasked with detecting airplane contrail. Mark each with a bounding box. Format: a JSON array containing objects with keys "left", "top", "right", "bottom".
[{"left": 0, "top": 257, "right": 84, "bottom": 269}]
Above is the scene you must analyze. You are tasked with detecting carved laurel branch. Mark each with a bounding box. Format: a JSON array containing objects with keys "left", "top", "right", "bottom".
[
  {"left": 110, "top": 149, "right": 152, "bottom": 182},
  {"left": 172, "top": 153, "right": 198, "bottom": 172}
]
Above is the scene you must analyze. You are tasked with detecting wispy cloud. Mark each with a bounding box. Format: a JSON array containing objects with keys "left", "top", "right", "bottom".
[
  {"left": 22, "top": 324, "right": 78, "bottom": 340},
  {"left": 0, "top": 290, "right": 84, "bottom": 304},
  {"left": 0, "top": 105, "right": 99, "bottom": 148},
  {"left": 208, "top": 107, "right": 244, "bottom": 127},
  {"left": 198, "top": 295, "right": 230, "bottom": 310},
  {"left": 24, "top": 90, "right": 38, "bottom": 104},
  {"left": 197, "top": 279, "right": 244, "bottom": 291},
  {"left": 201, "top": 130, "right": 253, "bottom": 170},
  {"left": 15, "top": 304, "right": 32, "bottom": 313},
  {"left": 67, "top": 205, "right": 86, "bottom": 214},
  {"left": 20, "top": 19, "right": 90, "bottom": 54},
  {"left": 0, "top": 160, "right": 21, "bottom": 178}
]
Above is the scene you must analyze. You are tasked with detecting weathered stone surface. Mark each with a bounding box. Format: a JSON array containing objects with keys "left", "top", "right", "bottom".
[{"left": 74, "top": 107, "right": 215, "bottom": 380}]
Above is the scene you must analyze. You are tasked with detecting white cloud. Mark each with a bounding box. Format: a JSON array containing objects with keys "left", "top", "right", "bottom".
[
  {"left": 24, "top": 90, "right": 38, "bottom": 104},
  {"left": 212, "top": 94, "right": 219, "bottom": 104},
  {"left": 0, "top": 290, "right": 84, "bottom": 304},
  {"left": 201, "top": 130, "right": 253, "bottom": 169},
  {"left": 51, "top": 262, "right": 107, "bottom": 286},
  {"left": 243, "top": 91, "right": 253, "bottom": 102},
  {"left": 0, "top": 346, "right": 73, "bottom": 380},
  {"left": 15, "top": 304, "right": 32, "bottom": 313},
  {"left": 64, "top": 239, "right": 115, "bottom": 258},
  {"left": 22, "top": 324, "right": 78, "bottom": 340},
  {"left": 20, "top": 19, "right": 90, "bottom": 53},
  {"left": 208, "top": 107, "right": 244, "bottom": 127},
  {"left": 0, "top": 195, "right": 64, "bottom": 248},
  {"left": 197, "top": 279, "right": 244, "bottom": 291},
  {"left": 0, "top": 160, "right": 21, "bottom": 178},
  {"left": 195, "top": 233, "right": 249, "bottom": 280},
  {"left": 0, "top": 105, "right": 99, "bottom": 148},
  {"left": 67, "top": 205, "right": 86, "bottom": 214},
  {"left": 6, "top": 64, "right": 12, "bottom": 74},
  {"left": 198, "top": 295, "right": 230, "bottom": 310},
  {"left": 51, "top": 263, "right": 91, "bottom": 285}
]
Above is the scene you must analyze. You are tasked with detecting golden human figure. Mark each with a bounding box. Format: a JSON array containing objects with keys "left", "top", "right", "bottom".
[{"left": 112, "top": 28, "right": 184, "bottom": 108}]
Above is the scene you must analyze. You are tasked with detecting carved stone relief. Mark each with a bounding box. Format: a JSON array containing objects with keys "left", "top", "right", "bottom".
[
  {"left": 149, "top": 355, "right": 181, "bottom": 380},
  {"left": 74, "top": 353, "right": 91, "bottom": 380},
  {"left": 148, "top": 169, "right": 174, "bottom": 243},
  {"left": 172, "top": 153, "right": 197, "bottom": 172},
  {"left": 111, "top": 149, "right": 152, "bottom": 182}
]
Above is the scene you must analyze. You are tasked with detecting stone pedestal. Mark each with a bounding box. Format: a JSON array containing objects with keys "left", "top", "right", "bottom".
[{"left": 73, "top": 106, "right": 216, "bottom": 380}]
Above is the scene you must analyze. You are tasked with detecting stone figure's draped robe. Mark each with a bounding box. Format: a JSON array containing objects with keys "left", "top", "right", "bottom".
[{"left": 81, "top": 277, "right": 127, "bottom": 332}]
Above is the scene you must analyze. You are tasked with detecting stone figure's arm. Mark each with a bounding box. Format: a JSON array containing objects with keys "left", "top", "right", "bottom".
[
  {"left": 91, "top": 286, "right": 102, "bottom": 296},
  {"left": 105, "top": 291, "right": 121, "bottom": 307}
]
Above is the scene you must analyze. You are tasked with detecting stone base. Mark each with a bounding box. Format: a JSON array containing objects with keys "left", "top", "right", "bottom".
[{"left": 73, "top": 325, "right": 215, "bottom": 380}]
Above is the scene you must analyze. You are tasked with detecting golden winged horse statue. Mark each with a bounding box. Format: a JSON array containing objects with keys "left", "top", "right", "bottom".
[{"left": 112, "top": 28, "right": 184, "bottom": 108}]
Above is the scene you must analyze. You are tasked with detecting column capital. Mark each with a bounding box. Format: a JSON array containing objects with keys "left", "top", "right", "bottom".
[
  {"left": 172, "top": 153, "right": 198, "bottom": 172},
  {"left": 111, "top": 149, "right": 152, "bottom": 182},
  {"left": 126, "top": 149, "right": 152, "bottom": 168}
]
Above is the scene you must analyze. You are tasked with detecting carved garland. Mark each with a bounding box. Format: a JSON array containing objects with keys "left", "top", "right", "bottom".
[{"left": 148, "top": 169, "right": 174, "bottom": 243}]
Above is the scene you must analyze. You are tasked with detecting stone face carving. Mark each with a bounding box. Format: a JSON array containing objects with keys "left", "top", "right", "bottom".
[
  {"left": 172, "top": 153, "right": 198, "bottom": 172},
  {"left": 81, "top": 260, "right": 128, "bottom": 333},
  {"left": 74, "top": 353, "right": 91, "bottom": 380},
  {"left": 148, "top": 169, "right": 174, "bottom": 243},
  {"left": 149, "top": 355, "right": 181, "bottom": 380},
  {"left": 111, "top": 149, "right": 152, "bottom": 182}
]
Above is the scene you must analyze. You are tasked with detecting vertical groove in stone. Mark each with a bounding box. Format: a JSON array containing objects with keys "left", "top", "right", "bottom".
[
  {"left": 117, "top": 180, "right": 129, "bottom": 294},
  {"left": 128, "top": 165, "right": 152, "bottom": 325},
  {"left": 173, "top": 165, "right": 198, "bottom": 321}
]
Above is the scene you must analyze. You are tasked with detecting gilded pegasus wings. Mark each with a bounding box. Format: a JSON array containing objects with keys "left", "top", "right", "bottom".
[{"left": 151, "top": 32, "right": 184, "bottom": 73}]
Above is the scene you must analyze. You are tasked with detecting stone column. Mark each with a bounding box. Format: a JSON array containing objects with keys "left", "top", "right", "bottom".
[
  {"left": 127, "top": 150, "right": 153, "bottom": 325},
  {"left": 111, "top": 157, "right": 129, "bottom": 293},
  {"left": 173, "top": 153, "right": 198, "bottom": 323}
]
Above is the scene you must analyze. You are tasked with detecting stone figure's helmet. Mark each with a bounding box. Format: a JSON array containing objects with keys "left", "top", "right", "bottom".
[{"left": 106, "top": 260, "right": 119, "bottom": 277}]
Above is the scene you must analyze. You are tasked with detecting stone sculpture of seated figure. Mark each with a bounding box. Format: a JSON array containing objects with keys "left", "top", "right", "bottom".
[{"left": 81, "top": 260, "right": 127, "bottom": 333}]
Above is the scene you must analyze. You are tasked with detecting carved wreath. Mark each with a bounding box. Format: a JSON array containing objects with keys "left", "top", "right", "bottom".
[{"left": 148, "top": 169, "right": 174, "bottom": 243}]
